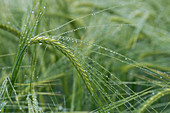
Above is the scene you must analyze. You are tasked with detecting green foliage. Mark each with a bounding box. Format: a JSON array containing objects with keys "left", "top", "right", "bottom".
[{"left": 0, "top": 0, "right": 170, "bottom": 112}]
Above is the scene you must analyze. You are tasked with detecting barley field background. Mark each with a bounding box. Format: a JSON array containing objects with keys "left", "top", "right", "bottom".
[{"left": 0, "top": 0, "right": 170, "bottom": 112}]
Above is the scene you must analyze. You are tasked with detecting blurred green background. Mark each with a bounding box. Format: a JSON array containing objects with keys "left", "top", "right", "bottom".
[{"left": 0, "top": 0, "right": 170, "bottom": 112}]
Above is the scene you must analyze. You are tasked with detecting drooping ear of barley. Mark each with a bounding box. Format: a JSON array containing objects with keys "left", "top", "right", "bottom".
[{"left": 29, "top": 37, "right": 94, "bottom": 94}]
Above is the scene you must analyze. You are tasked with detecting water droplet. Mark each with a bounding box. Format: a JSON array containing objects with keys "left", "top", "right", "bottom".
[
  {"left": 72, "top": 39, "right": 74, "bottom": 42},
  {"left": 117, "top": 27, "right": 120, "bottom": 31},
  {"left": 32, "top": 11, "right": 34, "bottom": 14},
  {"left": 43, "top": 6, "right": 46, "bottom": 9},
  {"left": 91, "top": 13, "right": 95, "bottom": 15},
  {"left": 39, "top": 107, "right": 42, "bottom": 111},
  {"left": 26, "top": 80, "right": 30, "bottom": 83},
  {"left": 110, "top": 53, "right": 113, "bottom": 56},
  {"left": 8, "top": 21, "right": 10, "bottom": 24},
  {"left": 39, "top": 43, "right": 42, "bottom": 45},
  {"left": 40, "top": 12, "right": 42, "bottom": 14},
  {"left": 58, "top": 106, "right": 63, "bottom": 110},
  {"left": 26, "top": 96, "right": 29, "bottom": 100}
]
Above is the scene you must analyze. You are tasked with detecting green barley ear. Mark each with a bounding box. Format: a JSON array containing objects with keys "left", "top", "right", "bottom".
[
  {"left": 0, "top": 23, "right": 21, "bottom": 37},
  {"left": 138, "top": 88, "right": 170, "bottom": 113},
  {"left": 29, "top": 37, "right": 94, "bottom": 94},
  {"left": 0, "top": 77, "right": 8, "bottom": 112},
  {"left": 27, "top": 92, "right": 34, "bottom": 113},
  {"left": 32, "top": 90, "right": 43, "bottom": 113}
]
